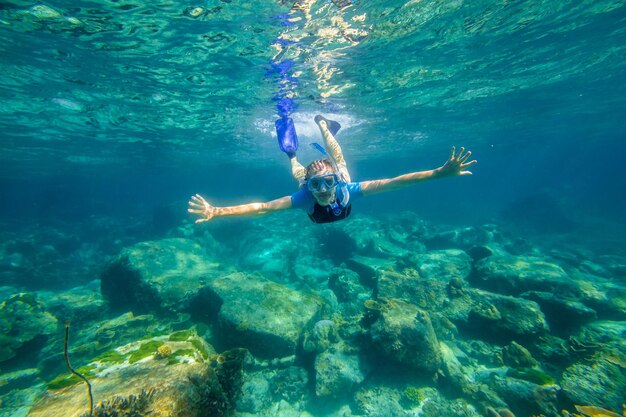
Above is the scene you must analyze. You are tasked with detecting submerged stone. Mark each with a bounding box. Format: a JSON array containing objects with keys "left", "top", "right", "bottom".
[
  {"left": 500, "top": 341, "right": 537, "bottom": 368},
  {"left": 368, "top": 298, "right": 441, "bottom": 374},
  {"left": 561, "top": 354, "right": 626, "bottom": 412},
  {"left": 354, "top": 386, "right": 405, "bottom": 417},
  {"left": 0, "top": 368, "right": 40, "bottom": 395},
  {"left": 100, "top": 238, "right": 224, "bottom": 314},
  {"left": 412, "top": 249, "right": 472, "bottom": 283},
  {"left": 490, "top": 375, "right": 559, "bottom": 417},
  {"left": 205, "top": 272, "right": 323, "bottom": 358},
  {"left": 37, "top": 280, "right": 105, "bottom": 324},
  {"left": 314, "top": 351, "right": 366, "bottom": 398},
  {"left": 473, "top": 255, "right": 578, "bottom": 297},
  {"left": 28, "top": 334, "right": 235, "bottom": 417},
  {"left": 423, "top": 225, "right": 500, "bottom": 250},
  {"left": 449, "top": 289, "right": 549, "bottom": 342},
  {"left": 0, "top": 293, "right": 58, "bottom": 363},
  {"left": 521, "top": 290, "right": 597, "bottom": 331}
]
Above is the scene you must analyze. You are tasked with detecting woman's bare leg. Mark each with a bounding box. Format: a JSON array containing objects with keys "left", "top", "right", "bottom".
[{"left": 316, "top": 118, "right": 351, "bottom": 182}]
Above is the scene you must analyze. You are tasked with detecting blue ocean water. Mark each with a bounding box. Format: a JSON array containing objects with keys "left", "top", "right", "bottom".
[{"left": 1, "top": 1, "right": 626, "bottom": 416}]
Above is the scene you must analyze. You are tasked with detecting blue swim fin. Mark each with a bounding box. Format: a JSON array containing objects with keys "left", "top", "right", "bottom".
[
  {"left": 314, "top": 115, "right": 341, "bottom": 136},
  {"left": 275, "top": 117, "right": 298, "bottom": 158}
]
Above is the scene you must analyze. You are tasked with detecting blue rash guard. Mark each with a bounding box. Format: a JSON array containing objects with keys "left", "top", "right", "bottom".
[{"left": 291, "top": 182, "right": 363, "bottom": 224}]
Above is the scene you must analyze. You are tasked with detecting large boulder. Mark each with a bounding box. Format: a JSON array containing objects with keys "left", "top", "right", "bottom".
[
  {"left": 473, "top": 255, "right": 579, "bottom": 297},
  {"left": 561, "top": 353, "right": 626, "bottom": 412},
  {"left": 204, "top": 272, "right": 323, "bottom": 358},
  {"left": 0, "top": 293, "right": 58, "bottom": 363},
  {"left": 413, "top": 249, "right": 472, "bottom": 283},
  {"left": 314, "top": 351, "right": 366, "bottom": 398},
  {"left": 446, "top": 289, "right": 549, "bottom": 342},
  {"left": 28, "top": 332, "right": 243, "bottom": 417},
  {"left": 37, "top": 280, "right": 106, "bottom": 325},
  {"left": 368, "top": 298, "right": 441, "bottom": 374},
  {"left": 490, "top": 375, "right": 560, "bottom": 417},
  {"left": 376, "top": 250, "right": 471, "bottom": 313},
  {"left": 100, "top": 238, "right": 225, "bottom": 314},
  {"left": 520, "top": 291, "right": 596, "bottom": 331}
]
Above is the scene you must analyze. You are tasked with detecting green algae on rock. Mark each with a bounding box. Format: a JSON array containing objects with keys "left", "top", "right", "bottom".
[{"left": 30, "top": 333, "right": 231, "bottom": 417}]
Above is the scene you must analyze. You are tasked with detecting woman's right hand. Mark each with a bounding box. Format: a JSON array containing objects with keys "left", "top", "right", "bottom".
[{"left": 188, "top": 194, "right": 217, "bottom": 223}]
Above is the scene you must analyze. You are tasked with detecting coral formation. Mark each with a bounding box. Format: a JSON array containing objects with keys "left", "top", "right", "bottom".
[
  {"left": 79, "top": 389, "right": 155, "bottom": 417},
  {"left": 155, "top": 344, "right": 172, "bottom": 359}
]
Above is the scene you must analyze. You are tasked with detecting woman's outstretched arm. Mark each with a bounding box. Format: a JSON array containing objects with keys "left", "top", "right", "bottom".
[
  {"left": 360, "top": 147, "right": 476, "bottom": 196},
  {"left": 188, "top": 194, "right": 292, "bottom": 223}
]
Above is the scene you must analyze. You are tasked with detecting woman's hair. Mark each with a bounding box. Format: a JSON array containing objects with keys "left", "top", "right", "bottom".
[{"left": 305, "top": 159, "right": 335, "bottom": 180}]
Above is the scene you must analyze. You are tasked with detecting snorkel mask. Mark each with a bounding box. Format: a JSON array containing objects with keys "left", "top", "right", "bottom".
[
  {"left": 309, "top": 143, "right": 350, "bottom": 213},
  {"left": 307, "top": 173, "right": 339, "bottom": 193}
]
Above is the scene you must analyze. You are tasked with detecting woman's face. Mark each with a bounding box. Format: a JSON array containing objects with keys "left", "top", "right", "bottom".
[
  {"left": 308, "top": 166, "right": 337, "bottom": 206},
  {"left": 313, "top": 187, "right": 336, "bottom": 206}
]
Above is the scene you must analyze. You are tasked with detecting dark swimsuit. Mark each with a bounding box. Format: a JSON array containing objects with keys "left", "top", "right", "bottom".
[{"left": 307, "top": 201, "right": 352, "bottom": 224}]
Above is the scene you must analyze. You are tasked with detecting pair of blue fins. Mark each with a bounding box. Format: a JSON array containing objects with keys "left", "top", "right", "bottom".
[{"left": 275, "top": 115, "right": 341, "bottom": 158}]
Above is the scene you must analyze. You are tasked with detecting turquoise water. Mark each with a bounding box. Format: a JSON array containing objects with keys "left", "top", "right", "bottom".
[{"left": 1, "top": 1, "right": 625, "bottom": 416}]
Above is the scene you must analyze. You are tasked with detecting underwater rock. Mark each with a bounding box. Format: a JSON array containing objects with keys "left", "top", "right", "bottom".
[
  {"left": 413, "top": 249, "right": 472, "bottom": 282},
  {"left": 576, "top": 320, "right": 626, "bottom": 353},
  {"left": 597, "top": 254, "right": 626, "bottom": 279},
  {"left": 294, "top": 256, "right": 336, "bottom": 288},
  {"left": 100, "top": 238, "right": 224, "bottom": 315},
  {"left": 329, "top": 267, "right": 372, "bottom": 304},
  {"left": 500, "top": 341, "right": 537, "bottom": 368},
  {"left": 375, "top": 267, "right": 430, "bottom": 305},
  {"left": 473, "top": 254, "right": 579, "bottom": 297},
  {"left": 37, "top": 280, "right": 106, "bottom": 324},
  {"left": 354, "top": 386, "right": 405, "bottom": 417},
  {"left": 205, "top": 272, "right": 323, "bottom": 358},
  {"left": 239, "top": 399, "right": 311, "bottom": 417},
  {"left": 489, "top": 375, "right": 559, "bottom": 417},
  {"left": 37, "top": 311, "right": 170, "bottom": 381},
  {"left": 345, "top": 255, "right": 397, "bottom": 289},
  {"left": 438, "top": 342, "right": 474, "bottom": 395},
  {"left": 520, "top": 290, "right": 597, "bottom": 332},
  {"left": 423, "top": 224, "right": 501, "bottom": 250},
  {"left": 239, "top": 234, "right": 297, "bottom": 279},
  {"left": 28, "top": 333, "right": 236, "bottom": 417},
  {"left": 0, "top": 293, "right": 58, "bottom": 363},
  {"left": 0, "top": 368, "right": 40, "bottom": 395},
  {"left": 561, "top": 353, "right": 626, "bottom": 411},
  {"left": 338, "top": 216, "right": 419, "bottom": 259},
  {"left": 314, "top": 351, "right": 366, "bottom": 399},
  {"left": 467, "top": 244, "right": 498, "bottom": 261},
  {"left": 452, "top": 289, "right": 549, "bottom": 342},
  {"left": 473, "top": 291, "right": 548, "bottom": 339},
  {"left": 237, "top": 370, "right": 271, "bottom": 414},
  {"left": 303, "top": 319, "right": 339, "bottom": 354},
  {"left": 368, "top": 298, "right": 441, "bottom": 374},
  {"left": 578, "top": 259, "right": 612, "bottom": 278},
  {"left": 269, "top": 366, "right": 309, "bottom": 404},
  {"left": 377, "top": 250, "right": 470, "bottom": 312},
  {"left": 574, "top": 273, "right": 626, "bottom": 320}
]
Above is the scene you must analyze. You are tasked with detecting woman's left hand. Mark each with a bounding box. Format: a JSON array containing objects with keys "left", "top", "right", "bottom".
[{"left": 436, "top": 146, "right": 477, "bottom": 177}]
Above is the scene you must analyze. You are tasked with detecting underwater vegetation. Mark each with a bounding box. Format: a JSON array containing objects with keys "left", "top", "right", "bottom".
[
  {"left": 1, "top": 211, "right": 625, "bottom": 417},
  {"left": 79, "top": 389, "right": 155, "bottom": 417}
]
